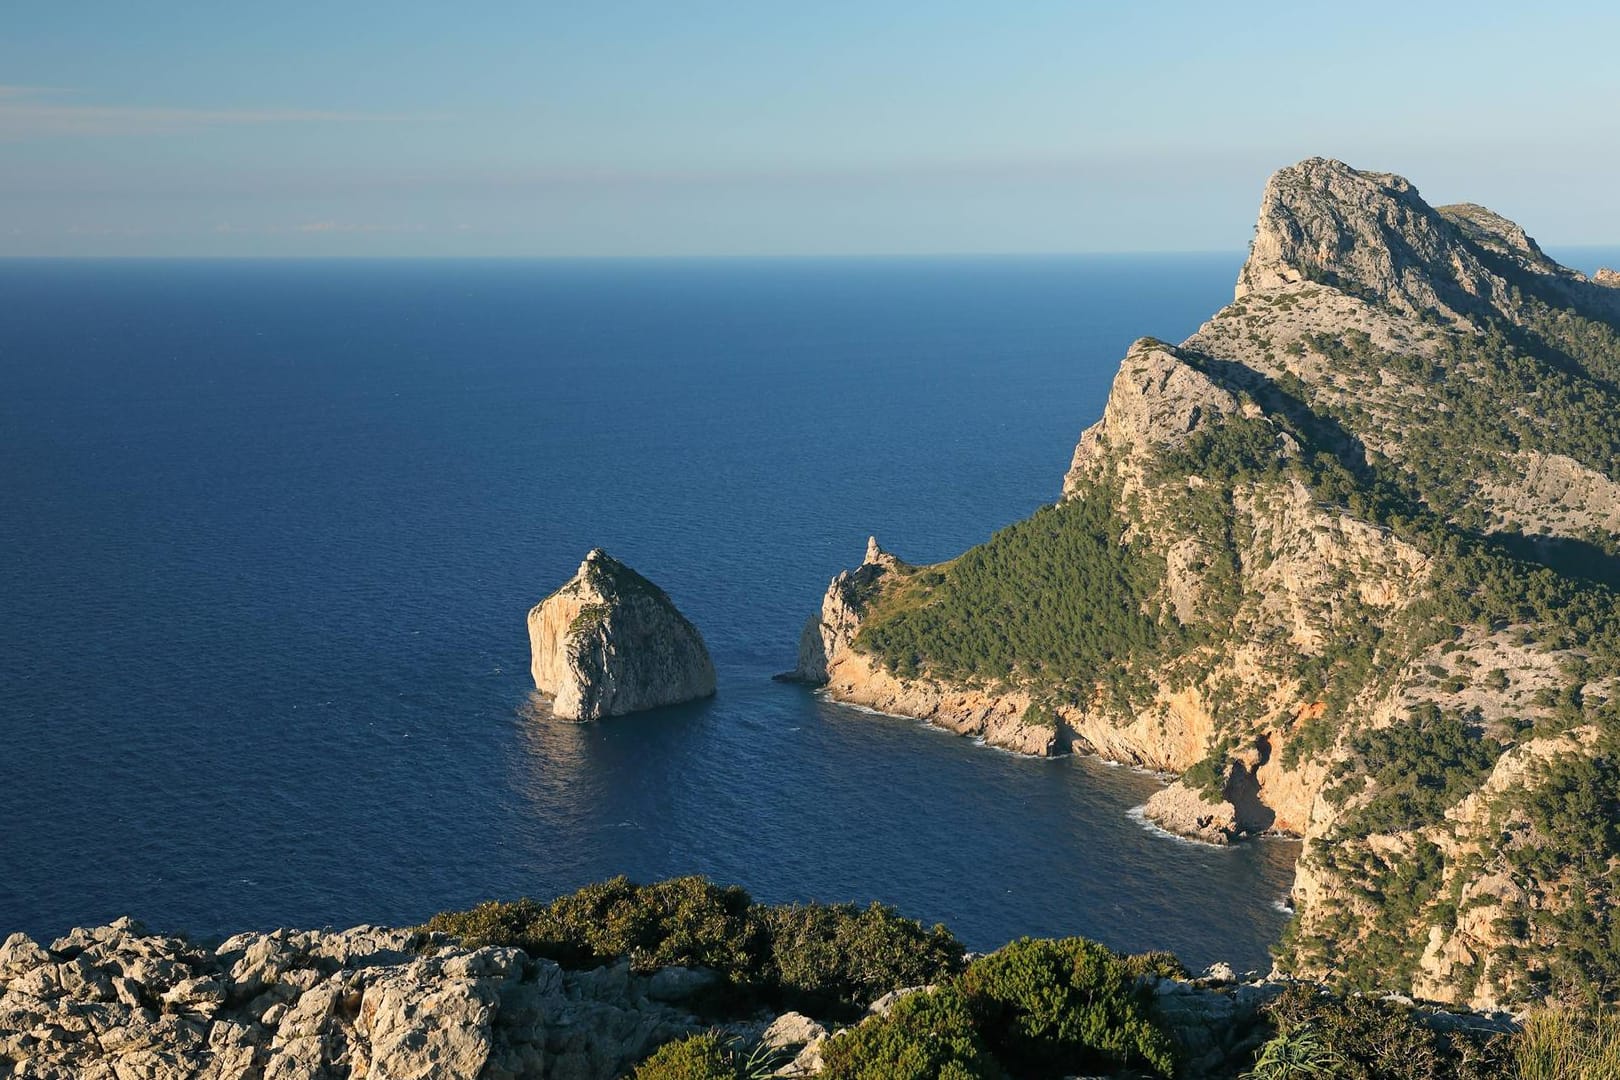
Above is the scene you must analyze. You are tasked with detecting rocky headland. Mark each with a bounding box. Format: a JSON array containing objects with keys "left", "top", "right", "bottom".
[
  {"left": 790, "top": 158, "right": 1620, "bottom": 1008},
  {"left": 528, "top": 550, "right": 715, "bottom": 721}
]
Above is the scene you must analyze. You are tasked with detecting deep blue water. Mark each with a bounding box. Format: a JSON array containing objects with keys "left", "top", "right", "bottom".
[{"left": 0, "top": 255, "right": 1299, "bottom": 972}]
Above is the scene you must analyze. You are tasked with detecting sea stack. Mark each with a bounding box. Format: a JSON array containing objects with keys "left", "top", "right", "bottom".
[{"left": 528, "top": 549, "right": 716, "bottom": 720}]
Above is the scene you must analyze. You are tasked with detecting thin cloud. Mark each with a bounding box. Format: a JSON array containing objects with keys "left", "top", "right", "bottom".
[
  {"left": 0, "top": 84, "right": 77, "bottom": 99},
  {"left": 0, "top": 85, "right": 378, "bottom": 139},
  {"left": 294, "top": 222, "right": 426, "bottom": 234},
  {"left": 211, "top": 222, "right": 428, "bottom": 235}
]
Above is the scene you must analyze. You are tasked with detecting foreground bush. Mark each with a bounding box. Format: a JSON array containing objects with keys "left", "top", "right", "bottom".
[
  {"left": 958, "top": 936, "right": 1177, "bottom": 1078},
  {"left": 820, "top": 987, "right": 1004, "bottom": 1080},
  {"left": 632, "top": 1031, "right": 787, "bottom": 1080},
  {"left": 631, "top": 1032, "right": 737, "bottom": 1080},
  {"left": 761, "top": 901, "right": 965, "bottom": 1018},
  {"left": 527, "top": 875, "right": 760, "bottom": 973},
  {"left": 423, "top": 877, "right": 964, "bottom": 1016},
  {"left": 424, "top": 876, "right": 758, "bottom": 973}
]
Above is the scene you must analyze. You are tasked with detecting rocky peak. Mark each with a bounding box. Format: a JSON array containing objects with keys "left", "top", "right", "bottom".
[
  {"left": 1235, "top": 157, "right": 1517, "bottom": 321},
  {"left": 1596, "top": 267, "right": 1620, "bottom": 288}
]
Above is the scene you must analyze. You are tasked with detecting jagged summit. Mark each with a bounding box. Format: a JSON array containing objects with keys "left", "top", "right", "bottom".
[
  {"left": 1234, "top": 157, "right": 1615, "bottom": 325},
  {"left": 1235, "top": 157, "right": 1509, "bottom": 319}
]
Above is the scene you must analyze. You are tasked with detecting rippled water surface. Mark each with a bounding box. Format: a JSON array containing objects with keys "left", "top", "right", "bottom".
[{"left": 0, "top": 255, "right": 1297, "bottom": 970}]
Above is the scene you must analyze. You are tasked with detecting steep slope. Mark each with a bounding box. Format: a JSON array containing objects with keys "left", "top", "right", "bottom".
[{"left": 792, "top": 159, "right": 1620, "bottom": 1008}]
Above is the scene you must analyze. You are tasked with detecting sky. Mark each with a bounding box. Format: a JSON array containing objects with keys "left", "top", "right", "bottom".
[{"left": 4, "top": 2, "right": 1619, "bottom": 257}]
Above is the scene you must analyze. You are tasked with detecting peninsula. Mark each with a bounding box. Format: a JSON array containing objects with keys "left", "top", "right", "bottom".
[{"left": 793, "top": 158, "right": 1620, "bottom": 1009}]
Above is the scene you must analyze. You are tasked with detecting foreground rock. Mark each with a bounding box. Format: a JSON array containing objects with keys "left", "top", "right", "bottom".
[
  {"left": 0, "top": 918, "right": 1514, "bottom": 1079},
  {"left": 528, "top": 550, "right": 715, "bottom": 721},
  {"left": 0, "top": 919, "right": 717, "bottom": 1079}
]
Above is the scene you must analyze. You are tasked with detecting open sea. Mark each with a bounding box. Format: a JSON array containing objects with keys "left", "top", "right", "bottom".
[{"left": 0, "top": 254, "right": 1307, "bottom": 972}]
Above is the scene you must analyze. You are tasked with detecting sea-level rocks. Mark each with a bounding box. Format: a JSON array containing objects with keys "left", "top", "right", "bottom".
[
  {"left": 791, "top": 156, "right": 1620, "bottom": 1007},
  {"left": 528, "top": 550, "right": 715, "bottom": 721}
]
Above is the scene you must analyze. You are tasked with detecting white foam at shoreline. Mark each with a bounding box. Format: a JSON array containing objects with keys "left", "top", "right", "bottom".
[{"left": 1125, "top": 804, "right": 1236, "bottom": 851}]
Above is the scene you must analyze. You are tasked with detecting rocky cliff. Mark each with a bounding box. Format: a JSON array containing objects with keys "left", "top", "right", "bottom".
[
  {"left": 529, "top": 550, "right": 715, "bottom": 721},
  {"left": 793, "top": 158, "right": 1620, "bottom": 1008}
]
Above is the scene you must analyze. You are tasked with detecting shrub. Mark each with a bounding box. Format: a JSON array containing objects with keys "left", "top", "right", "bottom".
[
  {"left": 958, "top": 936, "right": 1177, "bottom": 1078},
  {"left": 420, "top": 897, "right": 544, "bottom": 951},
  {"left": 631, "top": 1031, "right": 786, "bottom": 1080},
  {"left": 1258, "top": 985, "right": 1507, "bottom": 1080},
  {"left": 1121, "top": 950, "right": 1190, "bottom": 981},
  {"left": 761, "top": 901, "right": 965, "bottom": 1018},
  {"left": 1244, "top": 1026, "right": 1340, "bottom": 1078},
  {"left": 819, "top": 986, "right": 1003, "bottom": 1080},
  {"left": 423, "top": 878, "right": 967, "bottom": 1017},
  {"left": 632, "top": 1032, "right": 737, "bottom": 1080},
  {"left": 422, "top": 876, "right": 759, "bottom": 976},
  {"left": 523, "top": 875, "right": 760, "bottom": 974}
]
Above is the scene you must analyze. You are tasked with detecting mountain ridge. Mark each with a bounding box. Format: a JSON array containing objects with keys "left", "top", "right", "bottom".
[{"left": 794, "top": 157, "right": 1620, "bottom": 1008}]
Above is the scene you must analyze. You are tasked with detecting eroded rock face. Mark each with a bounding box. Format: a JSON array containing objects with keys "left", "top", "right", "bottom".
[
  {"left": 528, "top": 550, "right": 715, "bottom": 721},
  {"left": 1064, "top": 338, "right": 1247, "bottom": 495}
]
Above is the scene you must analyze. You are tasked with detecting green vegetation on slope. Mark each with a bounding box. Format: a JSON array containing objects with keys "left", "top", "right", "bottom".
[
  {"left": 1324, "top": 705, "right": 1503, "bottom": 838},
  {"left": 851, "top": 483, "right": 1164, "bottom": 705}
]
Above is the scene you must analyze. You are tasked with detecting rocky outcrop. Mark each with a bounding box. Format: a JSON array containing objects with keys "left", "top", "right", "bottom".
[
  {"left": 0, "top": 914, "right": 1519, "bottom": 1080},
  {"left": 528, "top": 550, "right": 715, "bottom": 721},
  {"left": 1235, "top": 159, "right": 1517, "bottom": 321},
  {"left": 785, "top": 537, "right": 1062, "bottom": 756},
  {"left": 785, "top": 537, "right": 897, "bottom": 686},
  {"left": 1064, "top": 338, "right": 1250, "bottom": 495},
  {"left": 1596, "top": 267, "right": 1620, "bottom": 288},
  {"left": 0, "top": 919, "right": 718, "bottom": 1079}
]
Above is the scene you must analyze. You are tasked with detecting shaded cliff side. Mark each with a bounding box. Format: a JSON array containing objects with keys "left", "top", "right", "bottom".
[{"left": 792, "top": 158, "right": 1620, "bottom": 1008}]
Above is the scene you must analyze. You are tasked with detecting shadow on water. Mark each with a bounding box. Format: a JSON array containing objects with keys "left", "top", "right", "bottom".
[{"left": 505, "top": 678, "right": 1299, "bottom": 971}]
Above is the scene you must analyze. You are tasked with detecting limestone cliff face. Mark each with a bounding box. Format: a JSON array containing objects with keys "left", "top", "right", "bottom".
[
  {"left": 796, "top": 157, "right": 1620, "bottom": 1007},
  {"left": 529, "top": 550, "right": 715, "bottom": 721}
]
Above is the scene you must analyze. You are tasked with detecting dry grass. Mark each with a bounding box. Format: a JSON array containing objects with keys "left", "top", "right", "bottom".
[{"left": 1512, "top": 1008, "right": 1620, "bottom": 1080}]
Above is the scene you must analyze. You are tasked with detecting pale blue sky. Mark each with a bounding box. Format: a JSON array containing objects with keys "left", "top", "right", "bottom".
[{"left": 5, "top": 2, "right": 1619, "bottom": 256}]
